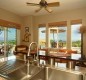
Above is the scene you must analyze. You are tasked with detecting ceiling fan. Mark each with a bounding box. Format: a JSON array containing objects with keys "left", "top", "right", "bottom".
[{"left": 26, "top": 0, "right": 60, "bottom": 13}]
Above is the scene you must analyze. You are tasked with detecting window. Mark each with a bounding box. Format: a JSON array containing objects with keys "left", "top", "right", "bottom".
[
  {"left": 48, "top": 21, "right": 67, "bottom": 48},
  {"left": 58, "top": 27, "right": 67, "bottom": 49},
  {"left": 49, "top": 26, "right": 67, "bottom": 48},
  {"left": 7, "top": 28, "right": 17, "bottom": 56},
  {"left": 38, "top": 27, "right": 46, "bottom": 49},
  {"left": 38, "top": 20, "right": 82, "bottom": 51},
  {"left": 71, "top": 24, "right": 81, "bottom": 53}
]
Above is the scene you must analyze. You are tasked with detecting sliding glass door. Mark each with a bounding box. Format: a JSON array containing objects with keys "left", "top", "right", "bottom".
[
  {"left": 0, "top": 26, "right": 17, "bottom": 57},
  {"left": 7, "top": 28, "right": 16, "bottom": 56}
]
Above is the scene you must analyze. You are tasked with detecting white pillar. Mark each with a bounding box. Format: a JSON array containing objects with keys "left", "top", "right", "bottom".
[
  {"left": 46, "top": 23, "right": 49, "bottom": 48},
  {"left": 82, "top": 19, "right": 86, "bottom": 57},
  {"left": 67, "top": 20, "right": 71, "bottom": 49}
]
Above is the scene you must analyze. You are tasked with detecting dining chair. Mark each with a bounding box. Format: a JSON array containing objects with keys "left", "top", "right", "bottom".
[
  {"left": 14, "top": 45, "right": 28, "bottom": 60},
  {"left": 55, "top": 49, "right": 77, "bottom": 67}
]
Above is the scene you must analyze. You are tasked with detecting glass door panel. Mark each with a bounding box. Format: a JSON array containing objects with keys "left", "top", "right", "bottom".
[
  {"left": 7, "top": 28, "right": 17, "bottom": 57},
  {"left": 0, "top": 26, "right": 5, "bottom": 56},
  {"left": 38, "top": 27, "right": 46, "bottom": 49},
  {"left": 0, "top": 26, "right": 17, "bottom": 58},
  {"left": 58, "top": 27, "right": 67, "bottom": 49},
  {"left": 49, "top": 28, "right": 58, "bottom": 48},
  {"left": 49, "top": 27, "right": 67, "bottom": 49},
  {"left": 71, "top": 24, "right": 81, "bottom": 53}
]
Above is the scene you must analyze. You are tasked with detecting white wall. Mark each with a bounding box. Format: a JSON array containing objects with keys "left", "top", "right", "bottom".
[
  {"left": 34, "top": 8, "right": 86, "bottom": 24},
  {"left": 0, "top": 8, "right": 23, "bottom": 24},
  {"left": 21, "top": 15, "right": 34, "bottom": 46}
]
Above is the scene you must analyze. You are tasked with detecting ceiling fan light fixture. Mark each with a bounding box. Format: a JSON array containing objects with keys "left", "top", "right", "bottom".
[{"left": 26, "top": 0, "right": 60, "bottom": 13}]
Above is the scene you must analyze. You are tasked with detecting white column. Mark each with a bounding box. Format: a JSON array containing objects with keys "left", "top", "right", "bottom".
[
  {"left": 4, "top": 27, "right": 8, "bottom": 61},
  {"left": 46, "top": 23, "right": 49, "bottom": 48},
  {"left": 82, "top": 19, "right": 86, "bottom": 57},
  {"left": 17, "top": 29, "right": 20, "bottom": 45},
  {"left": 30, "top": 16, "right": 34, "bottom": 42},
  {"left": 67, "top": 20, "right": 71, "bottom": 49}
]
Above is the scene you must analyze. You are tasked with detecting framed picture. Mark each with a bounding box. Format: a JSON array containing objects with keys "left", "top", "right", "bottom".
[
  {"left": 25, "top": 27, "right": 29, "bottom": 32},
  {"left": 24, "top": 32, "right": 29, "bottom": 42},
  {"left": 23, "top": 32, "right": 31, "bottom": 42}
]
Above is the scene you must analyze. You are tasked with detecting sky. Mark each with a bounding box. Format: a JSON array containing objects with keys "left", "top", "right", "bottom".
[{"left": 0, "top": 28, "right": 16, "bottom": 41}]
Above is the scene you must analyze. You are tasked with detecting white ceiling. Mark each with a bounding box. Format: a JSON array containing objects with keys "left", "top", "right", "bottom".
[{"left": 0, "top": 0, "right": 86, "bottom": 16}]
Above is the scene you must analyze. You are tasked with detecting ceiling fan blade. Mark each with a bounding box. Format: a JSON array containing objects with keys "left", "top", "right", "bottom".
[
  {"left": 45, "top": 7, "right": 53, "bottom": 13},
  {"left": 26, "top": 2, "right": 39, "bottom": 6},
  {"left": 48, "top": 2, "right": 60, "bottom": 7},
  {"left": 35, "top": 7, "right": 42, "bottom": 12}
]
